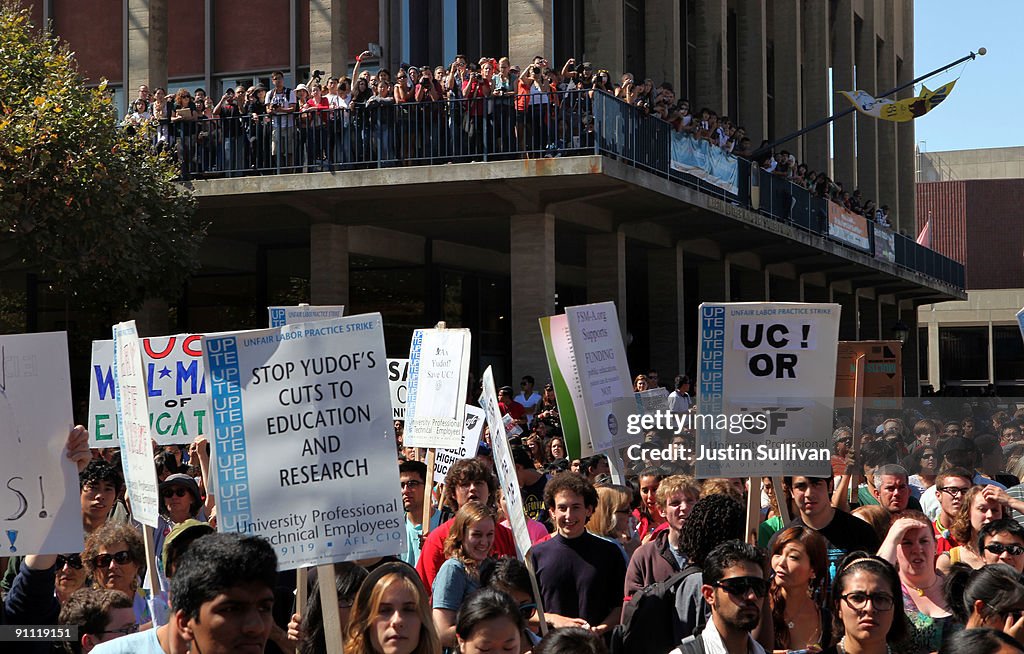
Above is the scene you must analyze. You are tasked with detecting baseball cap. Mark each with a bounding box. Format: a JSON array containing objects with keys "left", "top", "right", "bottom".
[
  {"left": 161, "top": 519, "right": 214, "bottom": 575},
  {"left": 160, "top": 473, "right": 201, "bottom": 501}
]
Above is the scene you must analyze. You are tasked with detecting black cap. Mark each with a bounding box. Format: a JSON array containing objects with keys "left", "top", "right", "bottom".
[
  {"left": 974, "top": 434, "right": 1002, "bottom": 456},
  {"left": 499, "top": 385, "right": 514, "bottom": 395},
  {"left": 939, "top": 436, "right": 976, "bottom": 459}
]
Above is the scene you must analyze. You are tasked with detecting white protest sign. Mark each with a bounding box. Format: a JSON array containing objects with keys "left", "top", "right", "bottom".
[
  {"left": 112, "top": 321, "right": 162, "bottom": 528},
  {"left": 403, "top": 329, "right": 471, "bottom": 448},
  {"left": 88, "top": 335, "right": 208, "bottom": 446},
  {"left": 538, "top": 314, "right": 594, "bottom": 460},
  {"left": 268, "top": 305, "right": 346, "bottom": 327},
  {"left": 635, "top": 387, "right": 670, "bottom": 414},
  {"left": 697, "top": 303, "right": 841, "bottom": 477},
  {"left": 202, "top": 314, "right": 405, "bottom": 569},
  {"left": 565, "top": 302, "right": 634, "bottom": 452},
  {"left": 433, "top": 405, "right": 485, "bottom": 484},
  {"left": 480, "top": 367, "right": 532, "bottom": 557},
  {"left": 0, "top": 332, "right": 83, "bottom": 555},
  {"left": 388, "top": 358, "right": 409, "bottom": 420}
]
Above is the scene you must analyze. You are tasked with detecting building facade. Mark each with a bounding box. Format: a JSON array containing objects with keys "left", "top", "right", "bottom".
[
  {"left": 10, "top": 0, "right": 958, "bottom": 399},
  {"left": 917, "top": 147, "right": 1024, "bottom": 395}
]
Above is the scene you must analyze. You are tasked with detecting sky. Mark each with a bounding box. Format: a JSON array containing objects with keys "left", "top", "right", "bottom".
[{"left": 913, "top": 1, "right": 1018, "bottom": 152}]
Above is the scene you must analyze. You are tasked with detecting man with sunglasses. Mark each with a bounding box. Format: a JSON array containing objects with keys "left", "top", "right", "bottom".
[
  {"left": 59, "top": 588, "right": 136, "bottom": 653},
  {"left": 979, "top": 519, "right": 1024, "bottom": 573},
  {"left": 671, "top": 540, "right": 768, "bottom": 654}
]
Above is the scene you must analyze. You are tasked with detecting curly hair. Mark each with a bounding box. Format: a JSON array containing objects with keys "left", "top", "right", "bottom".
[
  {"left": 655, "top": 474, "right": 701, "bottom": 509},
  {"left": 83, "top": 521, "right": 146, "bottom": 586},
  {"left": 543, "top": 472, "right": 598, "bottom": 510},
  {"left": 443, "top": 501, "right": 497, "bottom": 576},
  {"left": 441, "top": 458, "right": 497, "bottom": 512},
  {"left": 951, "top": 485, "right": 1005, "bottom": 548},
  {"left": 679, "top": 494, "right": 745, "bottom": 567},
  {"left": 79, "top": 459, "right": 123, "bottom": 491},
  {"left": 58, "top": 588, "right": 133, "bottom": 654}
]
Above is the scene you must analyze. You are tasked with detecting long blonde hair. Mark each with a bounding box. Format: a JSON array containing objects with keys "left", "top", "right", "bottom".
[
  {"left": 344, "top": 564, "right": 440, "bottom": 654},
  {"left": 590, "top": 485, "right": 631, "bottom": 537},
  {"left": 443, "top": 501, "right": 496, "bottom": 576}
]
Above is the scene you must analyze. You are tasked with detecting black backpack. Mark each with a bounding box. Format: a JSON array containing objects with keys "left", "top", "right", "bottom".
[{"left": 609, "top": 564, "right": 702, "bottom": 654}]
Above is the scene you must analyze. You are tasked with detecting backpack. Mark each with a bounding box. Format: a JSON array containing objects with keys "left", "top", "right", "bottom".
[
  {"left": 609, "top": 564, "right": 702, "bottom": 654},
  {"left": 674, "top": 634, "right": 707, "bottom": 654}
]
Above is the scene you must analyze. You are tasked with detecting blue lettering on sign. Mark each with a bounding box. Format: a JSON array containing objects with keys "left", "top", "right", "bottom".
[
  {"left": 177, "top": 360, "right": 207, "bottom": 395},
  {"left": 94, "top": 365, "right": 116, "bottom": 401}
]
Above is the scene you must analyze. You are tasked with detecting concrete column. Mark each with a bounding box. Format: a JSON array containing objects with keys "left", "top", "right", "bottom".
[
  {"left": 310, "top": 223, "right": 349, "bottom": 305},
  {"left": 309, "top": 0, "right": 349, "bottom": 79},
  {"left": 583, "top": 0, "right": 624, "bottom": 78},
  {"left": 736, "top": 0, "right": 767, "bottom": 144},
  {"left": 855, "top": 0, "right": 879, "bottom": 203},
  {"left": 647, "top": 244, "right": 686, "bottom": 384},
  {"left": 928, "top": 314, "right": 940, "bottom": 391},
  {"left": 509, "top": 0, "right": 553, "bottom": 72},
  {"left": 586, "top": 231, "right": 627, "bottom": 335},
  {"left": 895, "top": 0, "right": 916, "bottom": 235},
  {"left": 511, "top": 214, "right": 556, "bottom": 384},
  {"left": 646, "top": 0, "right": 682, "bottom": 94},
  {"left": 698, "top": 260, "right": 730, "bottom": 303},
  {"left": 801, "top": 0, "right": 830, "bottom": 174},
  {"left": 129, "top": 299, "right": 170, "bottom": 337},
  {"left": 771, "top": 0, "right": 802, "bottom": 155},
  {"left": 876, "top": 2, "right": 898, "bottom": 222},
  {"left": 126, "top": 0, "right": 167, "bottom": 110},
  {"left": 694, "top": 0, "right": 728, "bottom": 112},
  {"left": 832, "top": 0, "right": 856, "bottom": 190}
]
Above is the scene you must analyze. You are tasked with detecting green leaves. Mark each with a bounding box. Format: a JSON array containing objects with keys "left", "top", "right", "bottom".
[{"left": 0, "top": 2, "right": 206, "bottom": 312}]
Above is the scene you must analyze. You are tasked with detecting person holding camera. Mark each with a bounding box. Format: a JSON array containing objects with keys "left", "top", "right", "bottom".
[
  {"left": 414, "top": 66, "right": 444, "bottom": 161},
  {"left": 491, "top": 57, "right": 517, "bottom": 154},
  {"left": 461, "top": 61, "right": 492, "bottom": 157},
  {"left": 446, "top": 54, "right": 469, "bottom": 158}
]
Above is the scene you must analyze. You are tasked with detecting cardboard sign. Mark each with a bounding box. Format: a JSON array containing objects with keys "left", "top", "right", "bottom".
[
  {"left": 0, "top": 332, "right": 83, "bottom": 554},
  {"left": 112, "top": 321, "right": 161, "bottom": 528},
  {"left": 480, "top": 367, "right": 532, "bottom": 558},
  {"left": 433, "top": 405, "right": 485, "bottom": 484},
  {"left": 88, "top": 335, "right": 208, "bottom": 446},
  {"left": 565, "top": 302, "right": 635, "bottom": 452},
  {"left": 268, "top": 305, "right": 346, "bottom": 327},
  {"left": 388, "top": 358, "right": 409, "bottom": 420},
  {"left": 539, "top": 314, "right": 594, "bottom": 459},
  {"left": 202, "top": 314, "right": 405, "bottom": 569},
  {"left": 403, "top": 329, "right": 471, "bottom": 449},
  {"left": 835, "top": 341, "right": 903, "bottom": 408},
  {"left": 697, "top": 303, "right": 841, "bottom": 477}
]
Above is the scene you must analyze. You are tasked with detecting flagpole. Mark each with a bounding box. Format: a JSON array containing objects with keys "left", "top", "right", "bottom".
[{"left": 751, "top": 47, "right": 986, "bottom": 160}]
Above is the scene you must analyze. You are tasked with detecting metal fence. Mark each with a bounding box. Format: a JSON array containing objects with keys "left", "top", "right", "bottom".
[{"left": 153, "top": 88, "right": 964, "bottom": 290}]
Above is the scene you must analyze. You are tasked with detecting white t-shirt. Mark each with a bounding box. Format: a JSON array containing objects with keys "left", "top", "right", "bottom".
[
  {"left": 266, "top": 86, "right": 297, "bottom": 127},
  {"left": 91, "top": 627, "right": 164, "bottom": 654}
]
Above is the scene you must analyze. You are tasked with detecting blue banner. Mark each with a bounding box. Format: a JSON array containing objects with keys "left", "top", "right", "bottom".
[{"left": 670, "top": 133, "right": 739, "bottom": 194}]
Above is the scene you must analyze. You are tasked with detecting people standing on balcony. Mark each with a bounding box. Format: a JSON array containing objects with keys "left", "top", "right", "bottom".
[
  {"left": 302, "top": 82, "right": 330, "bottom": 170},
  {"left": 265, "top": 71, "right": 296, "bottom": 170},
  {"left": 325, "top": 76, "right": 349, "bottom": 169},
  {"left": 244, "top": 85, "right": 270, "bottom": 173},
  {"left": 491, "top": 57, "right": 517, "bottom": 154},
  {"left": 462, "top": 62, "right": 492, "bottom": 157},
  {"left": 446, "top": 54, "right": 470, "bottom": 159},
  {"left": 212, "top": 87, "right": 242, "bottom": 176},
  {"left": 415, "top": 67, "right": 444, "bottom": 162}
]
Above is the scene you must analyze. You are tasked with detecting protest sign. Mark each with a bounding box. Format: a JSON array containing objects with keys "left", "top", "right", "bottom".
[
  {"left": 635, "top": 387, "right": 670, "bottom": 414},
  {"left": 433, "top": 405, "right": 485, "bottom": 484},
  {"left": 268, "top": 305, "right": 346, "bottom": 327},
  {"left": 388, "top": 358, "right": 409, "bottom": 420},
  {"left": 202, "top": 314, "right": 405, "bottom": 569},
  {"left": 565, "top": 302, "right": 635, "bottom": 452},
  {"left": 1017, "top": 307, "right": 1024, "bottom": 343},
  {"left": 0, "top": 332, "right": 83, "bottom": 555},
  {"left": 112, "top": 321, "right": 162, "bottom": 528},
  {"left": 827, "top": 202, "right": 872, "bottom": 252},
  {"left": 88, "top": 335, "right": 208, "bottom": 446},
  {"left": 539, "top": 314, "right": 594, "bottom": 459},
  {"left": 480, "top": 367, "right": 533, "bottom": 557},
  {"left": 835, "top": 341, "right": 902, "bottom": 408},
  {"left": 403, "top": 329, "right": 471, "bottom": 449},
  {"left": 697, "top": 303, "right": 841, "bottom": 478}
]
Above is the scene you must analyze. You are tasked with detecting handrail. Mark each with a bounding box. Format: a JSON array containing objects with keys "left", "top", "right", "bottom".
[{"left": 144, "top": 88, "right": 964, "bottom": 291}]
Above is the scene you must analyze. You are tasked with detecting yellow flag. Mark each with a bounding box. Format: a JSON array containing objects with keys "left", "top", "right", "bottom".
[{"left": 840, "top": 80, "right": 956, "bottom": 122}]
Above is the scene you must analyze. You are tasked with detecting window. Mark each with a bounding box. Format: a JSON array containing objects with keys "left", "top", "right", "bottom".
[
  {"left": 554, "top": 0, "right": 585, "bottom": 69},
  {"left": 624, "top": 0, "right": 646, "bottom": 78},
  {"left": 680, "top": 0, "right": 696, "bottom": 103},
  {"left": 918, "top": 327, "right": 928, "bottom": 381},
  {"left": 939, "top": 326, "right": 988, "bottom": 383},
  {"left": 993, "top": 326, "right": 1024, "bottom": 384}
]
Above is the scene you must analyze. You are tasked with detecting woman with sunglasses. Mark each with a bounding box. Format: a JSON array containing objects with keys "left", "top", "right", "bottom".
[
  {"left": 978, "top": 519, "right": 1024, "bottom": 573},
  {"left": 83, "top": 522, "right": 149, "bottom": 627},
  {"left": 944, "top": 562, "right": 1024, "bottom": 639},
  {"left": 904, "top": 446, "right": 939, "bottom": 496},
  {"left": 821, "top": 552, "right": 907, "bottom": 654},
  {"left": 877, "top": 511, "right": 956, "bottom": 653},
  {"left": 54, "top": 552, "right": 90, "bottom": 605}
]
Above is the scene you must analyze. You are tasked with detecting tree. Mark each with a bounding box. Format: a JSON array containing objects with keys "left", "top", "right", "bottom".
[{"left": 0, "top": 3, "right": 206, "bottom": 311}]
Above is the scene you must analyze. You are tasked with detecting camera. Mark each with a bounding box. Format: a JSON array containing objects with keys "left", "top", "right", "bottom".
[
  {"left": 312, "top": 69, "right": 324, "bottom": 80},
  {"left": 420, "top": 77, "right": 430, "bottom": 86}
]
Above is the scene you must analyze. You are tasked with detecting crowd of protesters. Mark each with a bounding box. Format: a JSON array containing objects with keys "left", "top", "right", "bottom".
[
  {"left": 121, "top": 50, "right": 897, "bottom": 226},
  {"left": 8, "top": 370, "right": 1024, "bottom": 654}
]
